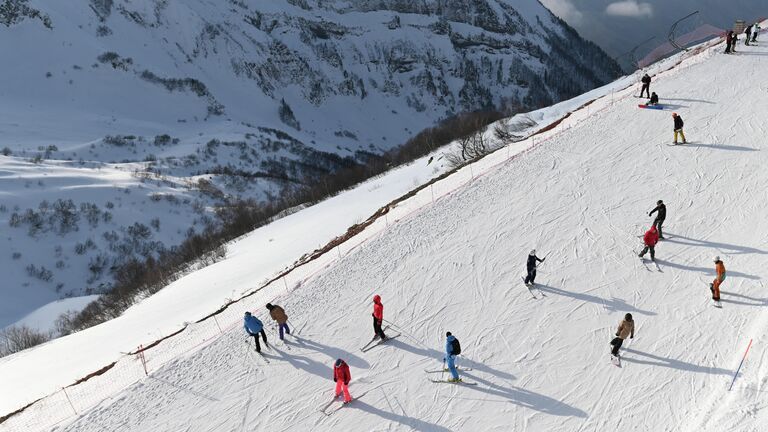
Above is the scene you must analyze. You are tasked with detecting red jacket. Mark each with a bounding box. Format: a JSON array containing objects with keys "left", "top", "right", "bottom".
[
  {"left": 644, "top": 226, "right": 659, "bottom": 246},
  {"left": 333, "top": 361, "right": 351, "bottom": 384},
  {"left": 373, "top": 295, "right": 383, "bottom": 321}
]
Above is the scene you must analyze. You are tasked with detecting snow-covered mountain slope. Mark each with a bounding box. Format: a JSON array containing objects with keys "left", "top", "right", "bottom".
[
  {"left": 3, "top": 29, "right": 768, "bottom": 431},
  {"left": 0, "top": 0, "right": 621, "bottom": 329}
]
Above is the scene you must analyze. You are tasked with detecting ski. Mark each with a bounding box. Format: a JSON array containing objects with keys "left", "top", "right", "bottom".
[
  {"left": 428, "top": 378, "right": 478, "bottom": 385},
  {"left": 424, "top": 367, "right": 472, "bottom": 373},
  {"left": 361, "top": 333, "right": 401, "bottom": 352},
  {"left": 712, "top": 299, "right": 723, "bottom": 308},
  {"left": 359, "top": 325, "right": 390, "bottom": 351},
  {"left": 610, "top": 355, "right": 622, "bottom": 367},
  {"left": 521, "top": 277, "right": 537, "bottom": 299},
  {"left": 321, "top": 387, "right": 376, "bottom": 416},
  {"left": 256, "top": 352, "right": 271, "bottom": 364}
]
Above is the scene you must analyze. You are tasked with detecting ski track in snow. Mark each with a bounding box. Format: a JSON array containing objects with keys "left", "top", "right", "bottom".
[{"left": 6, "top": 30, "right": 768, "bottom": 432}]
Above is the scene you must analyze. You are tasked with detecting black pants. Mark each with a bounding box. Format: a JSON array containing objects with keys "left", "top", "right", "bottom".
[
  {"left": 250, "top": 329, "right": 268, "bottom": 352},
  {"left": 725, "top": 42, "right": 731, "bottom": 53},
  {"left": 746, "top": 34, "right": 751, "bottom": 45},
  {"left": 524, "top": 268, "right": 537, "bottom": 285},
  {"left": 653, "top": 218, "right": 665, "bottom": 239},
  {"left": 640, "top": 84, "right": 650, "bottom": 98},
  {"left": 610, "top": 337, "right": 624, "bottom": 356},
  {"left": 373, "top": 316, "right": 386, "bottom": 339},
  {"left": 639, "top": 245, "right": 655, "bottom": 261}
]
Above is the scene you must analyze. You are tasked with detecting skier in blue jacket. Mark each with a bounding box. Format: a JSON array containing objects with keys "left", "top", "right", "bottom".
[
  {"left": 444, "top": 332, "right": 461, "bottom": 382},
  {"left": 244, "top": 311, "right": 269, "bottom": 353}
]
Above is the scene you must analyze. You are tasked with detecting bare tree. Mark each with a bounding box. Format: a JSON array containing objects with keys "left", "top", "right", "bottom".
[{"left": 0, "top": 325, "right": 52, "bottom": 357}]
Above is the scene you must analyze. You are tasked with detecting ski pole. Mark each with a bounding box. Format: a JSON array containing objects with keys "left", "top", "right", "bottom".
[{"left": 729, "top": 339, "right": 753, "bottom": 391}]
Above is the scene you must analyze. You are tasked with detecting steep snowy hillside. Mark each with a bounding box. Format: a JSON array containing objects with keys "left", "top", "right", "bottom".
[
  {"left": 0, "top": 0, "right": 620, "bottom": 330},
  {"left": 3, "top": 30, "right": 768, "bottom": 432}
]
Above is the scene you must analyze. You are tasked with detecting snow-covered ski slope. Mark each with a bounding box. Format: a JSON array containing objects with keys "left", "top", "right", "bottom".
[{"left": 6, "top": 31, "right": 768, "bottom": 431}]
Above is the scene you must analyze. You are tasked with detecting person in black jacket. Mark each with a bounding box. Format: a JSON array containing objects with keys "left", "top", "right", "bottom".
[
  {"left": 647, "top": 92, "right": 659, "bottom": 106},
  {"left": 672, "top": 113, "right": 686, "bottom": 144},
  {"left": 639, "top": 74, "right": 651, "bottom": 98},
  {"left": 524, "top": 250, "right": 545, "bottom": 286},
  {"left": 745, "top": 25, "right": 752, "bottom": 46},
  {"left": 649, "top": 200, "right": 666, "bottom": 240}
]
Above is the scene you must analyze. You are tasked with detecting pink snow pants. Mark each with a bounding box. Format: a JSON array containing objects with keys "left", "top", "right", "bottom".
[{"left": 335, "top": 381, "right": 351, "bottom": 403}]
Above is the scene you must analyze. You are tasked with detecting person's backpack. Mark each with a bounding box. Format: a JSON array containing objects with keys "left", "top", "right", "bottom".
[{"left": 451, "top": 338, "right": 461, "bottom": 355}]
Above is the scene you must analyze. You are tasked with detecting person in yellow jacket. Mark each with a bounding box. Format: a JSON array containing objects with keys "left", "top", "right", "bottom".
[
  {"left": 710, "top": 257, "right": 726, "bottom": 302},
  {"left": 610, "top": 313, "right": 634, "bottom": 358}
]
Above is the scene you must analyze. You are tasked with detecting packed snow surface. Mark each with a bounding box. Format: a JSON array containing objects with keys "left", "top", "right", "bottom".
[{"left": 4, "top": 32, "right": 768, "bottom": 432}]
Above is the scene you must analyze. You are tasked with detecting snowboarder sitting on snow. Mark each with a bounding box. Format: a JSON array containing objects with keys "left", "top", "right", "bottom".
[
  {"left": 710, "top": 256, "right": 726, "bottom": 302},
  {"left": 333, "top": 358, "right": 352, "bottom": 404},
  {"left": 266, "top": 303, "right": 290, "bottom": 340},
  {"left": 638, "top": 226, "right": 659, "bottom": 261},
  {"left": 372, "top": 295, "right": 387, "bottom": 341},
  {"left": 444, "top": 332, "right": 462, "bottom": 382},
  {"left": 672, "top": 113, "right": 687, "bottom": 144},
  {"left": 640, "top": 73, "right": 651, "bottom": 98},
  {"left": 243, "top": 311, "right": 268, "bottom": 353},
  {"left": 610, "top": 313, "right": 634, "bottom": 357},
  {"left": 648, "top": 200, "right": 666, "bottom": 239},
  {"left": 647, "top": 92, "right": 659, "bottom": 106},
  {"left": 524, "top": 249, "right": 545, "bottom": 286}
]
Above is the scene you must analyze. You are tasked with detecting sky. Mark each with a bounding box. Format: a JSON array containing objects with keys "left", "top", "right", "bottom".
[{"left": 540, "top": 0, "right": 765, "bottom": 67}]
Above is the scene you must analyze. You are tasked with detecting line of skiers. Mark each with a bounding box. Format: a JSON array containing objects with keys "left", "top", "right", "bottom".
[{"left": 726, "top": 22, "right": 762, "bottom": 54}]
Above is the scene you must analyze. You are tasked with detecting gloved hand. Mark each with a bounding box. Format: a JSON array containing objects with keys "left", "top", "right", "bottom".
[
  {"left": 615, "top": 333, "right": 619, "bottom": 337},
  {"left": 333, "top": 377, "right": 337, "bottom": 382},
  {"left": 630, "top": 336, "right": 634, "bottom": 339}
]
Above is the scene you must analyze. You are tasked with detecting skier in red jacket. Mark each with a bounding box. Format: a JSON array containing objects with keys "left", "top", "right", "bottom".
[
  {"left": 638, "top": 226, "right": 659, "bottom": 261},
  {"left": 372, "top": 295, "right": 387, "bottom": 340},
  {"left": 333, "top": 358, "right": 352, "bottom": 404}
]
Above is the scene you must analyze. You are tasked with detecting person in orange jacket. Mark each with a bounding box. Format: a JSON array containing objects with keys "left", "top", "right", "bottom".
[
  {"left": 638, "top": 226, "right": 659, "bottom": 261},
  {"left": 710, "top": 256, "right": 726, "bottom": 301}
]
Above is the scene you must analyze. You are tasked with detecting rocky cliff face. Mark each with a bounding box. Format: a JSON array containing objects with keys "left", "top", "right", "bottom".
[{"left": 0, "top": 0, "right": 620, "bottom": 326}]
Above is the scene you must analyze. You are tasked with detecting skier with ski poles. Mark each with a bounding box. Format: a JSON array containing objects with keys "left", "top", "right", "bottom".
[
  {"left": 745, "top": 24, "right": 752, "bottom": 46},
  {"left": 444, "top": 332, "right": 462, "bottom": 382},
  {"left": 333, "top": 358, "right": 352, "bottom": 404},
  {"left": 639, "top": 73, "right": 651, "bottom": 98},
  {"left": 753, "top": 23, "right": 761, "bottom": 42},
  {"left": 266, "top": 303, "right": 290, "bottom": 340},
  {"left": 710, "top": 256, "right": 726, "bottom": 303},
  {"left": 638, "top": 225, "right": 659, "bottom": 261},
  {"left": 648, "top": 200, "right": 666, "bottom": 240},
  {"left": 243, "top": 311, "right": 269, "bottom": 353},
  {"left": 372, "top": 295, "right": 387, "bottom": 341},
  {"left": 610, "top": 313, "right": 634, "bottom": 359},
  {"left": 524, "top": 249, "right": 545, "bottom": 286},
  {"left": 725, "top": 31, "right": 734, "bottom": 54},
  {"left": 672, "top": 113, "right": 687, "bottom": 144}
]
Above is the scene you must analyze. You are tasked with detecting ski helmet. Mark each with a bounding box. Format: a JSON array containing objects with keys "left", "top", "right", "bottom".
[
  {"left": 335, "top": 358, "right": 343, "bottom": 367},
  {"left": 244, "top": 311, "right": 251, "bottom": 317},
  {"left": 266, "top": 303, "right": 274, "bottom": 310},
  {"left": 530, "top": 249, "right": 536, "bottom": 256},
  {"left": 625, "top": 313, "right": 633, "bottom": 321},
  {"left": 714, "top": 256, "right": 720, "bottom": 262},
  {"left": 373, "top": 294, "right": 381, "bottom": 303},
  {"left": 657, "top": 200, "right": 663, "bottom": 205},
  {"left": 446, "top": 331, "right": 452, "bottom": 337}
]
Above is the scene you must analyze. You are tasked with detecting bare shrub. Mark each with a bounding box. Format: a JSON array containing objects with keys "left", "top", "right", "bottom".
[{"left": 0, "top": 325, "right": 52, "bottom": 357}]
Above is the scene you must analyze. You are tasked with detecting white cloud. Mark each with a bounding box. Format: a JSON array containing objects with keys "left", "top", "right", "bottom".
[
  {"left": 605, "top": 1, "right": 653, "bottom": 19},
  {"left": 540, "top": 0, "right": 584, "bottom": 25}
]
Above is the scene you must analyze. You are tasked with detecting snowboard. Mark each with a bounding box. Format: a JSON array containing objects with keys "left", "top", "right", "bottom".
[{"left": 638, "top": 104, "right": 664, "bottom": 110}]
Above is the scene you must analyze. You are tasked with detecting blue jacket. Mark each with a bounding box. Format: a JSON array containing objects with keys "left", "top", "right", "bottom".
[
  {"left": 446, "top": 335, "right": 457, "bottom": 356},
  {"left": 244, "top": 315, "right": 264, "bottom": 335}
]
